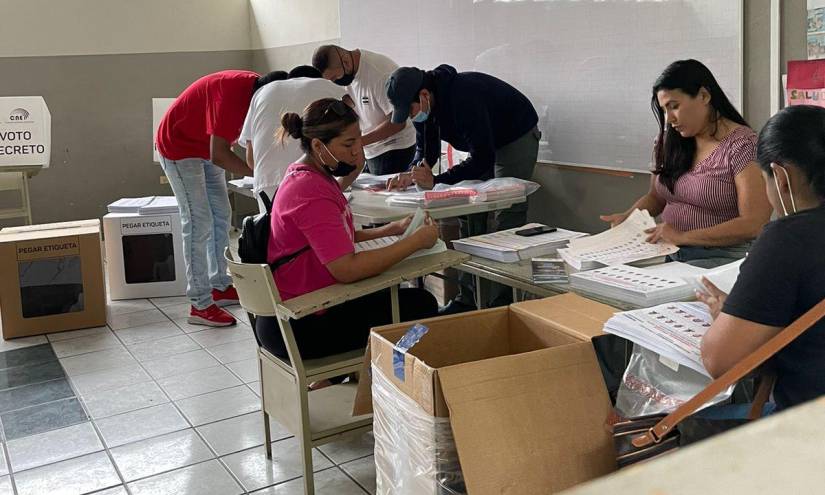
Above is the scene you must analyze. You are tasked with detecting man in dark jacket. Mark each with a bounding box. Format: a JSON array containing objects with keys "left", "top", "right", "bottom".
[{"left": 387, "top": 64, "right": 541, "bottom": 313}]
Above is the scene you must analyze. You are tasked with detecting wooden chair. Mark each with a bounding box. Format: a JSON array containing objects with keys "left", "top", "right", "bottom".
[{"left": 224, "top": 248, "right": 372, "bottom": 495}]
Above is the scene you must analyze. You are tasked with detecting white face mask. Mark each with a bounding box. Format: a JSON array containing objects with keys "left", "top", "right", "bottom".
[{"left": 772, "top": 163, "right": 798, "bottom": 216}]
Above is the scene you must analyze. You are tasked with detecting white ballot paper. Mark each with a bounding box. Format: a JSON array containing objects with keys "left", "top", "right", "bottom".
[
  {"left": 685, "top": 258, "right": 745, "bottom": 295},
  {"left": 558, "top": 209, "right": 679, "bottom": 270},
  {"left": 354, "top": 208, "right": 447, "bottom": 259}
]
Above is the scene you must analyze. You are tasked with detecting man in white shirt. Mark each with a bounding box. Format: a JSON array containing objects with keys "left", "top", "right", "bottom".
[
  {"left": 239, "top": 66, "right": 347, "bottom": 213},
  {"left": 312, "top": 45, "right": 417, "bottom": 176}
]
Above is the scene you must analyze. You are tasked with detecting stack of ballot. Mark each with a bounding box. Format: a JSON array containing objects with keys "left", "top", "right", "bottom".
[
  {"left": 354, "top": 208, "right": 447, "bottom": 259},
  {"left": 228, "top": 177, "right": 255, "bottom": 189},
  {"left": 603, "top": 301, "right": 714, "bottom": 376},
  {"left": 569, "top": 262, "right": 707, "bottom": 307},
  {"left": 385, "top": 188, "right": 476, "bottom": 208},
  {"left": 107, "top": 197, "right": 154, "bottom": 214},
  {"left": 451, "top": 224, "right": 588, "bottom": 263},
  {"left": 137, "top": 196, "right": 178, "bottom": 215},
  {"left": 531, "top": 257, "right": 568, "bottom": 284},
  {"left": 558, "top": 209, "right": 679, "bottom": 270},
  {"left": 352, "top": 173, "right": 396, "bottom": 191}
]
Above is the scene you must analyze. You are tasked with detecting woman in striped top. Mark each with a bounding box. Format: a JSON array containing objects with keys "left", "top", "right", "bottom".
[{"left": 601, "top": 60, "right": 772, "bottom": 268}]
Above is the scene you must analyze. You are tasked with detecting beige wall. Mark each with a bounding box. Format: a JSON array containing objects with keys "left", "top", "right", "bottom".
[
  {"left": 249, "top": 0, "right": 339, "bottom": 50},
  {"left": 0, "top": 0, "right": 250, "bottom": 57}
]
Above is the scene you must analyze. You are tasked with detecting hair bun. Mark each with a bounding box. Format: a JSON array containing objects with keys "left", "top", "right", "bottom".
[{"left": 281, "top": 112, "right": 304, "bottom": 139}]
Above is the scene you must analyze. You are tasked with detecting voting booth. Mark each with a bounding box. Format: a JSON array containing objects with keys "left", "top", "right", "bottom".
[
  {"left": 103, "top": 212, "right": 186, "bottom": 300},
  {"left": 0, "top": 97, "right": 51, "bottom": 225}
]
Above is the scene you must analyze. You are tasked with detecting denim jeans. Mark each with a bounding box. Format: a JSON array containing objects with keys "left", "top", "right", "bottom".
[
  {"left": 667, "top": 242, "right": 751, "bottom": 269},
  {"left": 159, "top": 156, "right": 233, "bottom": 309}
]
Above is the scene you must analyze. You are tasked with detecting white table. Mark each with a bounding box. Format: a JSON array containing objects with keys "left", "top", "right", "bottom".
[
  {"left": 456, "top": 256, "right": 640, "bottom": 311},
  {"left": 348, "top": 190, "right": 527, "bottom": 225}
]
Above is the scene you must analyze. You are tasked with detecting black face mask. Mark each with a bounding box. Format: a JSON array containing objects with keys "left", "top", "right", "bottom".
[
  {"left": 333, "top": 73, "right": 354, "bottom": 87},
  {"left": 325, "top": 161, "right": 357, "bottom": 177},
  {"left": 320, "top": 142, "right": 358, "bottom": 177},
  {"left": 333, "top": 47, "right": 354, "bottom": 86}
]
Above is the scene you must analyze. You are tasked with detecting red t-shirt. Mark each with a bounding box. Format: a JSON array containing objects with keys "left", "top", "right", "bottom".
[{"left": 156, "top": 70, "right": 259, "bottom": 161}]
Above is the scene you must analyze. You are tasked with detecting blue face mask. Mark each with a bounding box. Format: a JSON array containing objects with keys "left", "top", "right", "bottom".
[{"left": 412, "top": 95, "right": 430, "bottom": 123}]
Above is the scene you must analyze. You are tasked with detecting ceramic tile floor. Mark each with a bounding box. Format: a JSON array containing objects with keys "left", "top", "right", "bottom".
[{"left": 0, "top": 297, "right": 377, "bottom": 495}]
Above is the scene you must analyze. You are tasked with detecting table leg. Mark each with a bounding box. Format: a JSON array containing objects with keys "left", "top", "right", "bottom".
[
  {"left": 512, "top": 287, "right": 519, "bottom": 303},
  {"left": 391, "top": 284, "right": 400, "bottom": 323},
  {"left": 474, "top": 275, "right": 487, "bottom": 309}
]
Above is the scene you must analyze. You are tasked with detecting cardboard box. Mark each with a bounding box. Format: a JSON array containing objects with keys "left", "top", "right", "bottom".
[
  {"left": 103, "top": 212, "right": 186, "bottom": 300},
  {"left": 356, "top": 293, "right": 619, "bottom": 495},
  {"left": 0, "top": 219, "right": 106, "bottom": 338}
]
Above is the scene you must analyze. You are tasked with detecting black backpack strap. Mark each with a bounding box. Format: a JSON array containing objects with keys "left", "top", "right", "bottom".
[
  {"left": 259, "top": 190, "right": 273, "bottom": 213},
  {"left": 269, "top": 245, "right": 310, "bottom": 271}
]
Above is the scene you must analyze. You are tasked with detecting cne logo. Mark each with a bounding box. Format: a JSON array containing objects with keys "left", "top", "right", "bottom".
[{"left": 9, "top": 108, "right": 30, "bottom": 121}]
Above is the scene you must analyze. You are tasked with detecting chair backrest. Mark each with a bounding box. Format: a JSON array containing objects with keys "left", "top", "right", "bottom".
[{"left": 224, "top": 247, "right": 282, "bottom": 318}]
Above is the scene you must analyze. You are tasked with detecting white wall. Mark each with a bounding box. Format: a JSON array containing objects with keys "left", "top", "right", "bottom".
[
  {"left": 249, "top": 0, "right": 339, "bottom": 49},
  {"left": 0, "top": 0, "right": 251, "bottom": 57}
]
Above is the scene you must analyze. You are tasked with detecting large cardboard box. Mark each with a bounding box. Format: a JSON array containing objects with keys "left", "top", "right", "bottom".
[
  {"left": 355, "top": 293, "right": 620, "bottom": 494},
  {"left": 103, "top": 212, "right": 186, "bottom": 300},
  {"left": 0, "top": 219, "right": 106, "bottom": 338}
]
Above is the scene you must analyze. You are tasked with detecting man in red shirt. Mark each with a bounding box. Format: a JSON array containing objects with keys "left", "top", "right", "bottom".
[{"left": 156, "top": 69, "right": 285, "bottom": 326}]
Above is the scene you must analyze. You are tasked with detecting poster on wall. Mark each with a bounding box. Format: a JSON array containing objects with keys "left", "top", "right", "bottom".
[
  {"left": 0, "top": 97, "right": 51, "bottom": 168},
  {"left": 786, "top": 60, "right": 825, "bottom": 108},
  {"left": 152, "top": 98, "right": 175, "bottom": 163},
  {"left": 809, "top": 1, "right": 825, "bottom": 59}
]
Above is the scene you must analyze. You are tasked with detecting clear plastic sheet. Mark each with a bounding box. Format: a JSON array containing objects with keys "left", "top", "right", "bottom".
[
  {"left": 615, "top": 343, "right": 734, "bottom": 417},
  {"left": 371, "top": 366, "right": 466, "bottom": 495}
]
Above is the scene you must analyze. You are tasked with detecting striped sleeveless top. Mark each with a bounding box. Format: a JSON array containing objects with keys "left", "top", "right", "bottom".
[{"left": 654, "top": 126, "right": 757, "bottom": 232}]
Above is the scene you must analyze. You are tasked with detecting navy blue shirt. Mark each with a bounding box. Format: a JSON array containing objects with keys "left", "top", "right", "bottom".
[
  {"left": 723, "top": 203, "right": 825, "bottom": 411},
  {"left": 411, "top": 65, "right": 538, "bottom": 185}
]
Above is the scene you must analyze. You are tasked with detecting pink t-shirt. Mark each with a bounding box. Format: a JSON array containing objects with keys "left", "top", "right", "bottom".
[
  {"left": 654, "top": 126, "right": 757, "bottom": 232},
  {"left": 267, "top": 163, "right": 355, "bottom": 300}
]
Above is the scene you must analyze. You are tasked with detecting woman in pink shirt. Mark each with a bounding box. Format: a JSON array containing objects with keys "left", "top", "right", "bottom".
[
  {"left": 602, "top": 60, "right": 772, "bottom": 268},
  {"left": 254, "top": 97, "right": 440, "bottom": 362}
]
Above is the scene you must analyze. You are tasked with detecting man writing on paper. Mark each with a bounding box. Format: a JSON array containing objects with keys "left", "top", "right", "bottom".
[
  {"left": 386, "top": 65, "right": 540, "bottom": 314},
  {"left": 156, "top": 69, "right": 281, "bottom": 326},
  {"left": 312, "top": 45, "right": 417, "bottom": 175}
]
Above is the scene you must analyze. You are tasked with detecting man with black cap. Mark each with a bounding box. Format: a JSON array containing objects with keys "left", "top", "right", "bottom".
[
  {"left": 386, "top": 64, "right": 540, "bottom": 314},
  {"left": 312, "top": 45, "right": 416, "bottom": 176}
]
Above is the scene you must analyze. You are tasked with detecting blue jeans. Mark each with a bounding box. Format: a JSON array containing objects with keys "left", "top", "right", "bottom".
[
  {"left": 160, "top": 156, "right": 233, "bottom": 309},
  {"left": 667, "top": 242, "right": 751, "bottom": 269}
]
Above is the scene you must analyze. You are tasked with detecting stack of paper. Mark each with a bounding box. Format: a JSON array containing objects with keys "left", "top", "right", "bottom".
[
  {"left": 385, "top": 189, "right": 475, "bottom": 208},
  {"left": 603, "top": 302, "right": 714, "bottom": 376},
  {"left": 354, "top": 208, "right": 447, "bottom": 259},
  {"left": 685, "top": 258, "right": 745, "bottom": 295},
  {"left": 451, "top": 224, "right": 588, "bottom": 263},
  {"left": 570, "top": 262, "right": 707, "bottom": 307},
  {"left": 557, "top": 209, "right": 679, "bottom": 270},
  {"left": 531, "top": 257, "right": 568, "bottom": 284},
  {"left": 228, "top": 177, "right": 254, "bottom": 189},
  {"left": 137, "top": 196, "right": 178, "bottom": 215},
  {"left": 352, "top": 173, "right": 396, "bottom": 191},
  {"left": 107, "top": 197, "right": 153, "bottom": 214}
]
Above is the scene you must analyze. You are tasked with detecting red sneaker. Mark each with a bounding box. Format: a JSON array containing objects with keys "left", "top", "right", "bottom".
[
  {"left": 188, "top": 304, "right": 236, "bottom": 327},
  {"left": 211, "top": 286, "right": 240, "bottom": 307}
]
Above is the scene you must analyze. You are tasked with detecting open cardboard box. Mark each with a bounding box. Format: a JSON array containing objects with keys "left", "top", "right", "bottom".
[
  {"left": 0, "top": 219, "right": 106, "bottom": 338},
  {"left": 355, "top": 293, "right": 621, "bottom": 494}
]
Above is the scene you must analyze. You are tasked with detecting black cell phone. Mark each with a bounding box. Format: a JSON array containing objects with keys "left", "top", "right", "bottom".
[{"left": 515, "top": 226, "right": 557, "bottom": 237}]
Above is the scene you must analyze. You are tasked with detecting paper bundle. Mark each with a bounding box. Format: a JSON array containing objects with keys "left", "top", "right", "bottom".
[
  {"left": 452, "top": 224, "right": 588, "bottom": 263},
  {"left": 570, "top": 262, "right": 707, "bottom": 307},
  {"left": 354, "top": 208, "right": 447, "bottom": 259}
]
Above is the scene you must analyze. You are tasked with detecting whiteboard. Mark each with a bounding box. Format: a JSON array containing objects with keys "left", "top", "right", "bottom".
[{"left": 339, "top": 0, "right": 742, "bottom": 172}]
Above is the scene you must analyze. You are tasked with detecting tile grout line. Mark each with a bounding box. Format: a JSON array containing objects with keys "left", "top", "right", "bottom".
[{"left": 0, "top": 415, "right": 21, "bottom": 495}]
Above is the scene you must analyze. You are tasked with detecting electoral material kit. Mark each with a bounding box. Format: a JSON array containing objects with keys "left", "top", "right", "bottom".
[
  {"left": 558, "top": 209, "right": 679, "bottom": 270},
  {"left": 452, "top": 224, "right": 588, "bottom": 262}
]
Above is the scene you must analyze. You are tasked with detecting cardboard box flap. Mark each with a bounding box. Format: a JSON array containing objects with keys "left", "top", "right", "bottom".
[
  {"left": 511, "top": 293, "right": 616, "bottom": 341},
  {"left": 1, "top": 219, "right": 100, "bottom": 234},
  {"left": 439, "top": 341, "right": 616, "bottom": 495},
  {"left": 0, "top": 220, "right": 101, "bottom": 243}
]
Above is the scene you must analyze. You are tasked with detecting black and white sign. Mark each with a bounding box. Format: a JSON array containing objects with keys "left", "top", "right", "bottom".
[{"left": 0, "top": 97, "right": 51, "bottom": 168}]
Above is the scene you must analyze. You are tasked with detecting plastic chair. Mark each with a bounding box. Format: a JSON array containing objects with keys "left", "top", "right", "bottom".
[{"left": 224, "top": 248, "right": 373, "bottom": 495}]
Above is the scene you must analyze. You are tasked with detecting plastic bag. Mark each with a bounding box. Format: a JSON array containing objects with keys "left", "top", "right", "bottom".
[
  {"left": 615, "top": 344, "right": 734, "bottom": 417},
  {"left": 372, "top": 366, "right": 466, "bottom": 495},
  {"left": 465, "top": 177, "right": 539, "bottom": 202}
]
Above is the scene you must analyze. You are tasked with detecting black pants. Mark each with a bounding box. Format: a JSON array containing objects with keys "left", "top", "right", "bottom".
[
  {"left": 255, "top": 288, "right": 438, "bottom": 360},
  {"left": 366, "top": 145, "right": 416, "bottom": 175}
]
